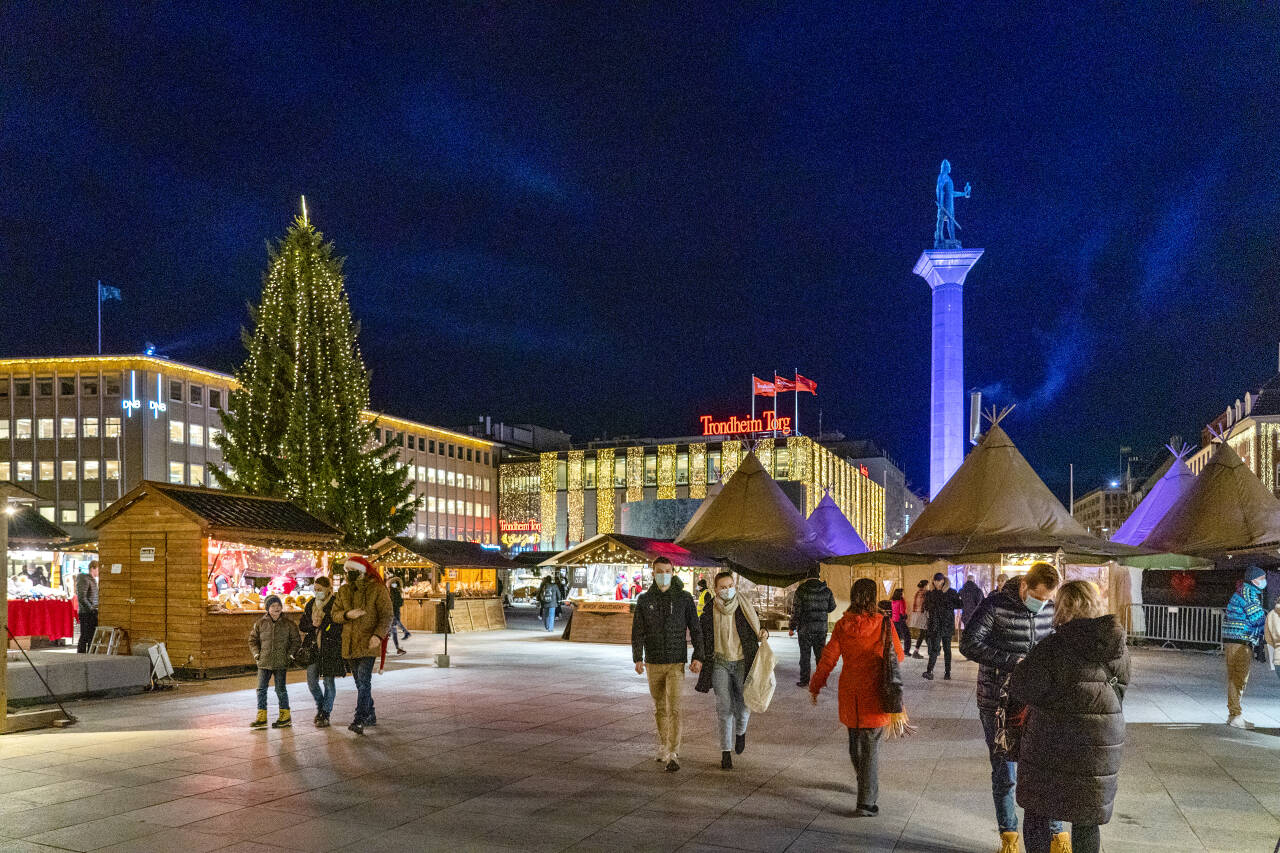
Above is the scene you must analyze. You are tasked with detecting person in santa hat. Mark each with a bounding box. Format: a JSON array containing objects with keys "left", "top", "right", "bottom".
[{"left": 330, "top": 555, "right": 393, "bottom": 734}]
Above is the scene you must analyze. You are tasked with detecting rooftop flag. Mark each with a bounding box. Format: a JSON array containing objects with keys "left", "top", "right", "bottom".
[
  {"left": 752, "top": 375, "right": 776, "bottom": 397},
  {"left": 774, "top": 374, "right": 795, "bottom": 392},
  {"left": 795, "top": 373, "right": 817, "bottom": 394}
]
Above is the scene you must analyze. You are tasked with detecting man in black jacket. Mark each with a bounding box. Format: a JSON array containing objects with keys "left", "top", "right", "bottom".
[
  {"left": 922, "top": 573, "right": 963, "bottom": 680},
  {"left": 959, "top": 562, "right": 1061, "bottom": 853},
  {"left": 631, "top": 557, "right": 705, "bottom": 772},
  {"left": 789, "top": 568, "right": 836, "bottom": 687}
]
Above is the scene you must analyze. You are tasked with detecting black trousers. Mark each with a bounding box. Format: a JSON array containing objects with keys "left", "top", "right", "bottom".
[
  {"left": 797, "top": 632, "right": 826, "bottom": 681},
  {"left": 893, "top": 619, "right": 911, "bottom": 654},
  {"left": 925, "top": 631, "right": 952, "bottom": 675},
  {"left": 77, "top": 609, "right": 98, "bottom": 653}
]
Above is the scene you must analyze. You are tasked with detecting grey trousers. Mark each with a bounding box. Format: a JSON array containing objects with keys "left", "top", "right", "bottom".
[{"left": 848, "top": 727, "right": 882, "bottom": 806}]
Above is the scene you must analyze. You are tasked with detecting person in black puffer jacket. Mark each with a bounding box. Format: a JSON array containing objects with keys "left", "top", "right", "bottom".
[
  {"left": 631, "top": 558, "right": 706, "bottom": 772},
  {"left": 1011, "top": 581, "right": 1129, "bottom": 853},
  {"left": 959, "top": 563, "right": 1061, "bottom": 853},
  {"left": 921, "top": 572, "right": 964, "bottom": 680},
  {"left": 789, "top": 569, "right": 836, "bottom": 687}
]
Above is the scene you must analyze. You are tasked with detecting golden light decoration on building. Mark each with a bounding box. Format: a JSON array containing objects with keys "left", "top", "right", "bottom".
[
  {"left": 657, "top": 444, "right": 677, "bottom": 500},
  {"left": 626, "top": 446, "right": 644, "bottom": 502},
  {"left": 596, "top": 447, "right": 616, "bottom": 533},
  {"left": 756, "top": 438, "right": 774, "bottom": 476},
  {"left": 539, "top": 452, "right": 558, "bottom": 545},
  {"left": 721, "top": 440, "right": 743, "bottom": 481},
  {"left": 690, "top": 443, "right": 707, "bottom": 499},
  {"left": 567, "top": 450, "right": 585, "bottom": 544},
  {"left": 789, "top": 435, "right": 812, "bottom": 482},
  {"left": 498, "top": 461, "right": 539, "bottom": 527}
]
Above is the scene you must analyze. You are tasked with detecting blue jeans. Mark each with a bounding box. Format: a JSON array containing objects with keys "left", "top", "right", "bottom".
[
  {"left": 712, "top": 659, "right": 750, "bottom": 751},
  {"left": 1025, "top": 813, "right": 1099, "bottom": 853},
  {"left": 306, "top": 663, "right": 336, "bottom": 715},
  {"left": 542, "top": 606, "right": 556, "bottom": 631},
  {"left": 390, "top": 614, "right": 408, "bottom": 641},
  {"left": 350, "top": 656, "right": 375, "bottom": 723},
  {"left": 256, "top": 668, "right": 289, "bottom": 711},
  {"left": 979, "top": 708, "right": 1062, "bottom": 835}
]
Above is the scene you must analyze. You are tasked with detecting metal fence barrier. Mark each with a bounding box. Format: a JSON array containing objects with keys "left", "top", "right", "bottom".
[{"left": 1125, "top": 603, "right": 1224, "bottom": 652}]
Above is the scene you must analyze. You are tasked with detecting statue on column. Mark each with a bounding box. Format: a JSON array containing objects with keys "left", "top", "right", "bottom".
[{"left": 934, "top": 159, "right": 972, "bottom": 249}]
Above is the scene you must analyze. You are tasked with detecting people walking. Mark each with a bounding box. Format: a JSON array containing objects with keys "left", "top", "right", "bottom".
[
  {"left": 922, "top": 573, "right": 963, "bottom": 680},
  {"left": 908, "top": 579, "right": 928, "bottom": 658},
  {"left": 960, "top": 574, "right": 985, "bottom": 628},
  {"left": 695, "top": 578, "right": 713, "bottom": 617},
  {"left": 75, "top": 561, "right": 99, "bottom": 653},
  {"left": 1265, "top": 598, "right": 1280, "bottom": 684},
  {"left": 810, "top": 577, "right": 906, "bottom": 817},
  {"left": 1223, "top": 565, "right": 1268, "bottom": 728},
  {"left": 301, "top": 576, "right": 346, "bottom": 728},
  {"left": 537, "top": 574, "right": 564, "bottom": 632},
  {"left": 789, "top": 567, "right": 836, "bottom": 687},
  {"left": 631, "top": 557, "right": 705, "bottom": 772},
  {"left": 696, "top": 571, "right": 768, "bottom": 770},
  {"left": 248, "top": 594, "right": 301, "bottom": 729},
  {"left": 959, "top": 562, "right": 1061, "bottom": 853},
  {"left": 331, "top": 556, "right": 392, "bottom": 735},
  {"left": 1011, "top": 580, "right": 1130, "bottom": 853},
  {"left": 890, "top": 589, "right": 911, "bottom": 656},
  {"left": 387, "top": 575, "right": 410, "bottom": 655}
]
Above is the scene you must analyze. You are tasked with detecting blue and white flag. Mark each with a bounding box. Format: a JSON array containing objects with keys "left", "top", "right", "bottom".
[{"left": 98, "top": 283, "right": 122, "bottom": 302}]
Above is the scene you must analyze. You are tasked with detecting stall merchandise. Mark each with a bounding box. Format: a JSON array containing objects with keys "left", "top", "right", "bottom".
[
  {"left": 89, "top": 481, "right": 344, "bottom": 674},
  {"left": 6, "top": 506, "right": 76, "bottom": 646},
  {"left": 370, "top": 537, "right": 510, "bottom": 632}
]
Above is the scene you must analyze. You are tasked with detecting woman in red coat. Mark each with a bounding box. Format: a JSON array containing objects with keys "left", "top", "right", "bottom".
[{"left": 810, "top": 577, "right": 905, "bottom": 817}]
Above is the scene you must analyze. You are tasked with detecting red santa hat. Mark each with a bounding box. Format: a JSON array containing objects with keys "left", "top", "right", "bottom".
[{"left": 342, "top": 555, "right": 382, "bottom": 582}]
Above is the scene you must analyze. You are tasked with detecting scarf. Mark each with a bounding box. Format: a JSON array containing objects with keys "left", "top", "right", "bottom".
[
  {"left": 712, "top": 594, "right": 760, "bottom": 661},
  {"left": 311, "top": 590, "right": 329, "bottom": 628}
]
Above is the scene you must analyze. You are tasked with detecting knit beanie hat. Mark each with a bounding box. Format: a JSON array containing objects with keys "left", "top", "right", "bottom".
[
  {"left": 933, "top": 572, "right": 946, "bottom": 582},
  {"left": 1244, "top": 566, "right": 1266, "bottom": 584},
  {"left": 264, "top": 595, "right": 282, "bottom": 611}
]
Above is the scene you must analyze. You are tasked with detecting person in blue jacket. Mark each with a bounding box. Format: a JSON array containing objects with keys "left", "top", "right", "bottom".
[{"left": 1223, "top": 565, "right": 1268, "bottom": 729}]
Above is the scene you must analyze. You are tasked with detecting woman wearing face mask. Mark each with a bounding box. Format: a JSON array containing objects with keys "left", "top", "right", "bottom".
[
  {"left": 695, "top": 571, "right": 769, "bottom": 770},
  {"left": 301, "top": 575, "right": 346, "bottom": 728}
]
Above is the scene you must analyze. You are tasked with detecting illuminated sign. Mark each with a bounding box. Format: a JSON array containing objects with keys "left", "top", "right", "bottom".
[
  {"left": 122, "top": 370, "right": 141, "bottom": 417},
  {"left": 859, "top": 464, "right": 870, "bottom": 478},
  {"left": 500, "top": 520, "right": 541, "bottom": 532},
  {"left": 149, "top": 374, "right": 167, "bottom": 419},
  {"left": 501, "top": 532, "right": 541, "bottom": 548},
  {"left": 699, "top": 409, "right": 792, "bottom": 437}
]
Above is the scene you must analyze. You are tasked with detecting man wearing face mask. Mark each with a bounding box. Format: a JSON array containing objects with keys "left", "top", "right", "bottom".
[
  {"left": 1222, "top": 565, "right": 1268, "bottom": 729},
  {"left": 631, "top": 557, "right": 705, "bottom": 772},
  {"left": 960, "top": 562, "right": 1061, "bottom": 853},
  {"left": 331, "top": 556, "right": 393, "bottom": 735}
]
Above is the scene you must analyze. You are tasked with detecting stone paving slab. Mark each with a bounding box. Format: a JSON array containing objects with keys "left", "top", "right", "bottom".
[{"left": 1, "top": 620, "right": 1279, "bottom": 852}]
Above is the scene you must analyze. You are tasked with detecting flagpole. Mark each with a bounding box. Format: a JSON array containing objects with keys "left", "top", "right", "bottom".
[
  {"left": 750, "top": 375, "right": 755, "bottom": 423},
  {"left": 97, "top": 281, "right": 102, "bottom": 355},
  {"left": 794, "top": 368, "right": 800, "bottom": 436}
]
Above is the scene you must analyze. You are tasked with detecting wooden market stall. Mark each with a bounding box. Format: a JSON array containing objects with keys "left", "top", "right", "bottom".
[
  {"left": 88, "top": 481, "right": 345, "bottom": 675},
  {"left": 6, "top": 506, "right": 75, "bottom": 647},
  {"left": 370, "top": 537, "right": 511, "bottom": 633},
  {"left": 539, "top": 534, "right": 720, "bottom": 644}
]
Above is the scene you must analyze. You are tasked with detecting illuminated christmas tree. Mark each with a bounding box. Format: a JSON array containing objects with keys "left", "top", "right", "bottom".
[{"left": 214, "top": 202, "right": 415, "bottom": 545}]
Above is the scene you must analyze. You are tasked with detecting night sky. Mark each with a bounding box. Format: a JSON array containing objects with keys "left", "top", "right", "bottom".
[{"left": 4, "top": 5, "right": 1280, "bottom": 498}]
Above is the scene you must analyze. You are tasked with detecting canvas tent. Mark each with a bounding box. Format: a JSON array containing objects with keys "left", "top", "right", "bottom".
[
  {"left": 1112, "top": 447, "right": 1196, "bottom": 546},
  {"left": 1140, "top": 440, "right": 1280, "bottom": 565},
  {"left": 676, "top": 452, "right": 830, "bottom": 586},
  {"left": 806, "top": 492, "right": 868, "bottom": 557}
]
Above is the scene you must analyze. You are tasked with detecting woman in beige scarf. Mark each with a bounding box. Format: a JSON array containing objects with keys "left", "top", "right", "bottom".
[{"left": 695, "top": 571, "right": 769, "bottom": 769}]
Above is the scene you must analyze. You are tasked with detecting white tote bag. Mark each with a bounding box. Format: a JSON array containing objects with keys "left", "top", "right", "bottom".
[{"left": 743, "top": 638, "right": 777, "bottom": 713}]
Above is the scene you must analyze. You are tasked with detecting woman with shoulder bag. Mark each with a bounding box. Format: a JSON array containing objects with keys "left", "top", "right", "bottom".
[
  {"left": 810, "top": 578, "right": 909, "bottom": 817},
  {"left": 301, "top": 576, "right": 347, "bottom": 728},
  {"left": 694, "top": 571, "right": 769, "bottom": 770},
  {"left": 907, "top": 579, "right": 928, "bottom": 658},
  {"left": 1010, "top": 581, "right": 1130, "bottom": 853}
]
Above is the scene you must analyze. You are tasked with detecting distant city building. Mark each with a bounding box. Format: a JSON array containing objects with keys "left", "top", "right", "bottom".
[
  {"left": 1187, "top": 369, "right": 1280, "bottom": 499},
  {"left": 0, "top": 355, "right": 497, "bottom": 542},
  {"left": 464, "top": 417, "right": 572, "bottom": 454},
  {"left": 1072, "top": 485, "right": 1138, "bottom": 540},
  {"left": 818, "top": 438, "right": 923, "bottom": 545}
]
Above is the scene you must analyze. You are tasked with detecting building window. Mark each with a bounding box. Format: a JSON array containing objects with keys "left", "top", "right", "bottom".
[
  {"left": 81, "top": 378, "right": 98, "bottom": 396},
  {"left": 190, "top": 463, "right": 205, "bottom": 486},
  {"left": 676, "top": 452, "right": 689, "bottom": 485},
  {"left": 169, "top": 420, "right": 184, "bottom": 443},
  {"left": 427, "top": 496, "right": 437, "bottom": 513},
  {"left": 61, "top": 507, "right": 77, "bottom": 524},
  {"left": 103, "top": 375, "right": 121, "bottom": 396},
  {"left": 36, "top": 377, "right": 53, "bottom": 396},
  {"left": 16, "top": 418, "right": 31, "bottom": 439},
  {"left": 83, "top": 417, "right": 99, "bottom": 438},
  {"left": 708, "top": 451, "right": 722, "bottom": 483},
  {"left": 644, "top": 454, "right": 657, "bottom": 486},
  {"left": 448, "top": 444, "right": 454, "bottom": 458},
  {"left": 484, "top": 452, "right": 490, "bottom": 466},
  {"left": 169, "top": 380, "right": 183, "bottom": 402},
  {"left": 210, "top": 389, "right": 223, "bottom": 409},
  {"left": 190, "top": 423, "right": 204, "bottom": 446},
  {"left": 17, "top": 461, "right": 32, "bottom": 481},
  {"left": 14, "top": 379, "right": 31, "bottom": 397},
  {"left": 208, "top": 426, "right": 221, "bottom": 448},
  {"left": 446, "top": 499, "right": 455, "bottom": 515},
  {"left": 0, "top": 421, "right": 7, "bottom": 440},
  {"left": 169, "top": 462, "right": 184, "bottom": 484},
  {"left": 38, "top": 418, "right": 54, "bottom": 439},
  {"left": 417, "top": 437, "right": 424, "bottom": 451},
  {"left": 39, "top": 506, "right": 54, "bottom": 522},
  {"left": 105, "top": 459, "right": 120, "bottom": 480},
  {"left": 189, "top": 385, "right": 203, "bottom": 406},
  {"left": 466, "top": 474, "right": 475, "bottom": 490},
  {"left": 60, "top": 417, "right": 76, "bottom": 439},
  {"left": 466, "top": 448, "right": 473, "bottom": 462},
  {"left": 614, "top": 456, "right": 626, "bottom": 487},
  {"left": 61, "top": 460, "right": 76, "bottom": 480},
  {"left": 60, "top": 377, "right": 75, "bottom": 396},
  {"left": 39, "top": 461, "right": 54, "bottom": 481},
  {"left": 428, "top": 439, "right": 435, "bottom": 454},
  {"left": 584, "top": 459, "right": 596, "bottom": 489},
  {"left": 84, "top": 460, "right": 99, "bottom": 480},
  {"left": 105, "top": 417, "right": 121, "bottom": 438},
  {"left": 0, "top": 462, "right": 7, "bottom": 480},
  {"left": 84, "top": 502, "right": 99, "bottom": 520}
]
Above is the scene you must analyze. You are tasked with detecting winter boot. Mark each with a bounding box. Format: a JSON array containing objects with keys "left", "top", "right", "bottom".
[
  {"left": 720, "top": 751, "right": 733, "bottom": 770},
  {"left": 735, "top": 732, "right": 747, "bottom": 755},
  {"left": 250, "top": 709, "right": 268, "bottom": 729},
  {"left": 271, "top": 709, "right": 292, "bottom": 728},
  {"left": 999, "top": 831, "right": 1020, "bottom": 853},
  {"left": 1049, "top": 832, "right": 1071, "bottom": 853}
]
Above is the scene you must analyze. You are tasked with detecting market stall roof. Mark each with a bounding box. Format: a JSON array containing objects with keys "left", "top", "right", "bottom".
[
  {"left": 1112, "top": 447, "right": 1196, "bottom": 546},
  {"left": 88, "top": 481, "right": 344, "bottom": 549},
  {"left": 7, "top": 506, "right": 70, "bottom": 548},
  {"left": 676, "top": 451, "right": 829, "bottom": 585},
  {"left": 807, "top": 492, "right": 868, "bottom": 556},
  {"left": 827, "top": 423, "right": 1150, "bottom": 567},
  {"left": 539, "top": 534, "right": 720, "bottom": 569},
  {"left": 371, "top": 536, "right": 515, "bottom": 570},
  {"left": 1140, "top": 440, "right": 1280, "bottom": 562}
]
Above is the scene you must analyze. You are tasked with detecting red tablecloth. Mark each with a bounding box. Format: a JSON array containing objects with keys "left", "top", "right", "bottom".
[{"left": 7, "top": 599, "right": 76, "bottom": 640}]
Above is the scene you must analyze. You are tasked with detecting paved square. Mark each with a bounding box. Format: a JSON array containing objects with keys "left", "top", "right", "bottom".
[{"left": 2, "top": 618, "right": 1279, "bottom": 852}]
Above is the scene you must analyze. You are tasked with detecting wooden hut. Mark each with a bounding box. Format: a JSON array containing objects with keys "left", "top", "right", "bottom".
[
  {"left": 369, "top": 537, "right": 510, "bottom": 632},
  {"left": 88, "top": 481, "right": 344, "bottom": 675}
]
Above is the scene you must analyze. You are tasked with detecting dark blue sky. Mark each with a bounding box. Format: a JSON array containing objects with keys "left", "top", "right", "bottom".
[{"left": 4, "top": 4, "right": 1279, "bottom": 496}]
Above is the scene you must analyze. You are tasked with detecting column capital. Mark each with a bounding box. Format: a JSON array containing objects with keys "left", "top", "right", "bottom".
[{"left": 913, "top": 249, "right": 984, "bottom": 290}]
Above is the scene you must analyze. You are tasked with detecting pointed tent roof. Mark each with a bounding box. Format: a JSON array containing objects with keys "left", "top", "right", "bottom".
[
  {"left": 807, "top": 492, "right": 868, "bottom": 557},
  {"left": 828, "top": 424, "right": 1147, "bottom": 566},
  {"left": 1112, "top": 449, "right": 1196, "bottom": 546},
  {"left": 676, "top": 451, "right": 827, "bottom": 585},
  {"left": 1141, "top": 440, "right": 1280, "bottom": 559}
]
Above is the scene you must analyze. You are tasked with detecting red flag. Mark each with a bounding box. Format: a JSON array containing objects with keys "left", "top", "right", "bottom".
[
  {"left": 752, "top": 375, "right": 776, "bottom": 397},
  {"left": 795, "top": 373, "right": 817, "bottom": 394},
  {"left": 773, "top": 374, "right": 795, "bottom": 392}
]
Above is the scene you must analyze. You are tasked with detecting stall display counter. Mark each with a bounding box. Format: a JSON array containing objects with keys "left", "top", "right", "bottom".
[
  {"left": 400, "top": 597, "right": 505, "bottom": 632},
  {"left": 565, "top": 599, "right": 633, "bottom": 644},
  {"left": 7, "top": 598, "right": 76, "bottom": 642}
]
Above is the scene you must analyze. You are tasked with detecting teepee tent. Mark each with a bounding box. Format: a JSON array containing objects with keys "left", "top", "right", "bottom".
[
  {"left": 807, "top": 491, "right": 868, "bottom": 557},
  {"left": 676, "top": 451, "right": 828, "bottom": 586},
  {"left": 1112, "top": 447, "right": 1196, "bottom": 546},
  {"left": 1141, "top": 440, "right": 1280, "bottom": 563}
]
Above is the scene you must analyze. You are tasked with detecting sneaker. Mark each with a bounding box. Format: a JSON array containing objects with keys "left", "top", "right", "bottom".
[
  {"left": 396, "top": 648, "right": 408, "bottom": 656},
  {"left": 348, "top": 721, "right": 365, "bottom": 735},
  {"left": 735, "top": 732, "right": 746, "bottom": 755},
  {"left": 921, "top": 671, "right": 934, "bottom": 680},
  {"left": 402, "top": 632, "right": 411, "bottom": 640},
  {"left": 656, "top": 749, "right": 669, "bottom": 763},
  {"left": 1227, "top": 715, "right": 1255, "bottom": 729},
  {"left": 665, "top": 757, "right": 680, "bottom": 772},
  {"left": 364, "top": 715, "right": 377, "bottom": 727},
  {"left": 720, "top": 751, "right": 733, "bottom": 770},
  {"left": 943, "top": 673, "right": 952, "bottom": 680},
  {"left": 796, "top": 679, "right": 809, "bottom": 687},
  {"left": 854, "top": 803, "right": 878, "bottom": 816}
]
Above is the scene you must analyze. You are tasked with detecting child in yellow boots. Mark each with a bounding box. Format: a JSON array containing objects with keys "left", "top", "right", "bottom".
[{"left": 249, "top": 595, "right": 301, "bottom": 728}]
